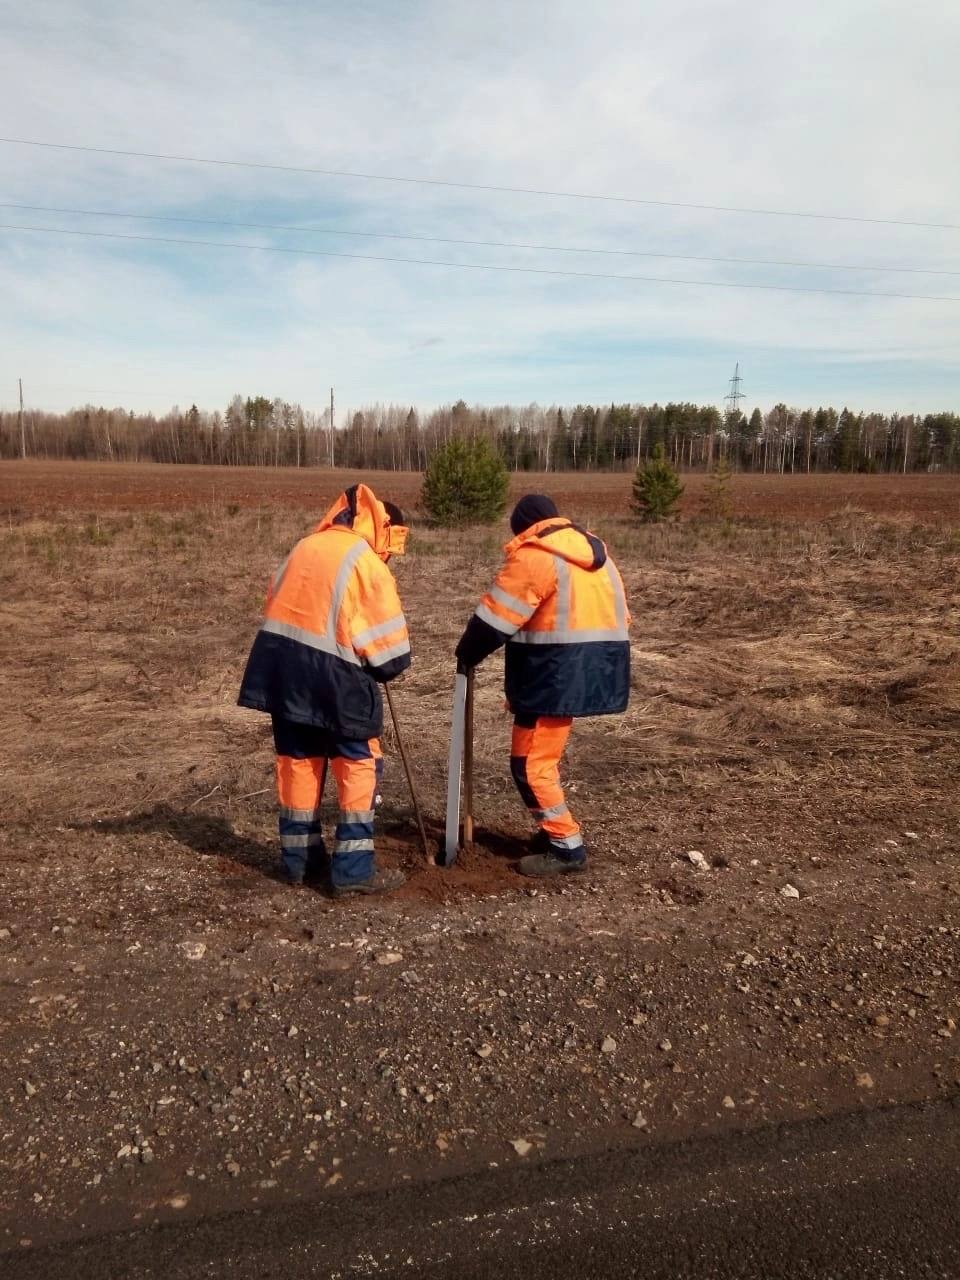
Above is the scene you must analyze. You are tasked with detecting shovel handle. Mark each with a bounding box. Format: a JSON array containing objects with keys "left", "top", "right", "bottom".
[{"left": 384, "top": 682, "right": 431, "bottom": 865}]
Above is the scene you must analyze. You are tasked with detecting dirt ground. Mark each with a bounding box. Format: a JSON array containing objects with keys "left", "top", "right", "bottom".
[
  {"left": 1, "top": 460, "right": 959, "bottom": 1255},
  {"left": 5, "top": 457, "right": 960, "bottom": 521}
]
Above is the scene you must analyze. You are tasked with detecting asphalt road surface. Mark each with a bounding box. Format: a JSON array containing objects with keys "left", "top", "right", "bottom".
[{"left": 6, "top": 1096, "right": 960, "bottom": 1279}]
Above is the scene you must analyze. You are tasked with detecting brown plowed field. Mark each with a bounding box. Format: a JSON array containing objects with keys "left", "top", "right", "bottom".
[
  {"left": 2, "top": 459, "right": 959, "bottom": 521},
  {"left": 2, "top": 459, "right": 959, "bottom": 1253}
]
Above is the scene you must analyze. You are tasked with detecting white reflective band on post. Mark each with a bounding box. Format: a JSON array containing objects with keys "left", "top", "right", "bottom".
[
  {"left": 489, "top": 585, "right": 536, "bottom": 620},
  {"left": 365, "top": 639, "right": 411, "bottom": 667},
  {"left": 475, "top": 602, "right": 519, "bottom": 635},
  {"left": 260, "top": 618, "right": 362, "bottom": 664},
  {"left": 353, "top": 614, "right": 406, "bottom": 650},
  {"left": 508, "top": 626, "right": 629, "bottom": 644}
]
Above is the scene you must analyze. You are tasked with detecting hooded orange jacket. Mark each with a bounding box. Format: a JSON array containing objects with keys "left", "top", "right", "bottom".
[
  {"left": 455, "top": 518, "right": 630, "bottom": 718},
  {"left": 238, "top": 484, "right": 411, "bottom": 739}
]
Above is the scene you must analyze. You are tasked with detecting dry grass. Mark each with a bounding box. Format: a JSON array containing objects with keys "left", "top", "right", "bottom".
[{"left": 2, "top": 478, "right": 958, "bottom": 887}]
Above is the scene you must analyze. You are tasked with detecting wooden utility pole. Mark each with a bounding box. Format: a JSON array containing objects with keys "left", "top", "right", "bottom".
[
  {"left": 329, "top": 387, "right": 335, "bottom": 468},
  {"left": 18, "top": 378, "right": 25, "bottom": 459}
]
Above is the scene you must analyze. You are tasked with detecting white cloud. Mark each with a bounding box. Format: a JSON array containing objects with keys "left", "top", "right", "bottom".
[{"left": 0, "top": 0, "right": 958, "bottom": 415}]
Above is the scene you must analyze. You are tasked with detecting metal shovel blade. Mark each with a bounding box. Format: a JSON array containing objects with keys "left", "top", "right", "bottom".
[{"left": 442, "top": 672, "right": 468, "bottom": 866}]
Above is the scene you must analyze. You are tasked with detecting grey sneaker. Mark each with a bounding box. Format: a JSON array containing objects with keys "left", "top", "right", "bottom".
[
  {"left": 518, "top": 852, "right": 587, "bottom": 878},
  {"left": 331, "top": 868, "right": 407, "bottom": 898}
]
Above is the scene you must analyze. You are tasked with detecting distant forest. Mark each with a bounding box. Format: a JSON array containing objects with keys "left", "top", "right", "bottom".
[{"left": 2, "top": 395, "right": 958, "bottom": 473}]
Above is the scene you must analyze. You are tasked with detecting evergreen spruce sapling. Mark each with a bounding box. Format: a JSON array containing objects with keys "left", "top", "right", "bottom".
[
  {"left": 702, "top": 457, "right": 734, "bottom": 520},
  {"left": 632, "top": 443, "right": 684, "bottom": 522},
  {"left": 421, "top": 437, "right": 509, "bottom": 526}
]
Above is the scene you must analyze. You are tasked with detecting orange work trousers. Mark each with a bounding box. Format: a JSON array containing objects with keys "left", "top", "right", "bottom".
[
  {"left": 272, "top": 716, "right": 383, "bottom": 887},
  {"left": 509, "top": 714, "right": 586, "bottom": 858}
]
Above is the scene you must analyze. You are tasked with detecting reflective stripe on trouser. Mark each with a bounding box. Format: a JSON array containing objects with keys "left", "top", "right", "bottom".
[
  {"left": 275, "top": 756, "right": 329, "bottom": 882},
  {"left": 509, "top": 714, "right": 586, "bottom": 861},
  {"left": 272, "top": 716, "right": 383, "bottom": 886}
]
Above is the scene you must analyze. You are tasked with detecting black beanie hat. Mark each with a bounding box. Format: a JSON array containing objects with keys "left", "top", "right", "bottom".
[{"left": 510, "top": 493, "right": 559, "bottom": 536}]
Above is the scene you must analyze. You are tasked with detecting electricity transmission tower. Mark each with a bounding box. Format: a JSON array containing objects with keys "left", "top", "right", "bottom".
[
  {"left": 712, "top": 362, "right": 744, "bottom": 467},
  {"left": 724, "top": 362, "right": 744, "bottom": 417}
]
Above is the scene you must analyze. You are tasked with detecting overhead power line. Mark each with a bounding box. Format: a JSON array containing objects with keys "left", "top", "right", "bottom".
[
  {"left": 2, "top": 201, "right": 957, "bottom": 278},
  {"left": 1, "top": 136, "right": 958, "bottom": 232},
  {"left": 2, "top": 221, "right": 958, "bottom": 303}
]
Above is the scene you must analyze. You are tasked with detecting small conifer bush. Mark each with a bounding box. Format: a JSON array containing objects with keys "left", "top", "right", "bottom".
[
  {"left": 632, "top": 443, "right": 684, "bottom": 522},
  {"left": 421, "top": 437, "right": 509, "bottom": 526}
]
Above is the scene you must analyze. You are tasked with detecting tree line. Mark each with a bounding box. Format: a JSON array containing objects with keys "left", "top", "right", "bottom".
[{"left": 3, "top": 393, "right": 958, "bottom": 473}]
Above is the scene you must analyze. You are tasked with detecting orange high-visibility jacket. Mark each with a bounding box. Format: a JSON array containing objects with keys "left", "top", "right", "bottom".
[
  {"left": 238, "top": 484, "right": 411, "bottom": 739},
  {"left": 455, "top": 518, "right": 630, "bottom": 718}
]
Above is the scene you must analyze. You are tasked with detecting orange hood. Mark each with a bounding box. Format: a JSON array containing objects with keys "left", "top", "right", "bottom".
[
  {"left": 505, "top": 517, "right": 608, "bottom": 572},
  {"left": 315, "top": 483, "right": 407, "bottom": 560}
]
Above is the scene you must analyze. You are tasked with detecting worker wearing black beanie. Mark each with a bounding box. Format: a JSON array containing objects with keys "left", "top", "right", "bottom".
[
  {"left": 455, "top": 492, "right": 630, "bottom": 879},
  {"left": 509, "top": 493, "right": 559, "bottom": 536}
]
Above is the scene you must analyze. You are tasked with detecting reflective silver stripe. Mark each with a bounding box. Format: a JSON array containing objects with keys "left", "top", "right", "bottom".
[
  {"left": 606, "top": 560, "right": 628, "bottom": 632},
  {"left": 260, "top": 618, "right": 362, "bottom": 665},
  {"left": 271, "top": 551, "right": 293, "bottom": 595},
  {"left": 554, "top": 557, "right": 571, "bottom": 635},
  {"left": 475, "top": 602, "right": 519, "bottom": 636},
  {"left": 353, "top": 614, "right": 406, "bottom": 651},
  {"left": 279, "top": 805, "right": 319, "bottom": 823},
  {"left": 489, "top": 585, "right": 535, "bottom": 620},
  {"left": 537, "top": 803, "right": 570, "bottom": 821},
  {"left": 508, "top": 626, "right": 629, "bottom": 645},
  {"left": 330, "top": 539, "right": 369, "bottom": 659},
  {"left": 549, "top": 834, "right": 584, "bottom": 850},
  {"left": 281, "top": 832, "right": 327, "bottom": 848},
  {"left": 366, "top": 639, "right": 411, "bottom": 667},
  {"left": 340, "top": 809, "right": 375, "bottom": 825},
  {"left": 334, "top": 838, "right": 375, "bottom": 853}
]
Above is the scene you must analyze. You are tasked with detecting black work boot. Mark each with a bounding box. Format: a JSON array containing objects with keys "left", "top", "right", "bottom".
[
  {"left": 331, "top": 868, "right": 407, "bottom": 898},
  {"left": 518, "top": 850, "right": 587, "bottom": 878}
]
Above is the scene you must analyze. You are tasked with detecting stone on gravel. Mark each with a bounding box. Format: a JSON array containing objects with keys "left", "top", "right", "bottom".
[
  {"left": 780, "top": 884, "right": 801, "bottom": 899},
  {"left": 376, "top": 952, "right": 403, "bottom": 966},
  {"left": 722, "top": 1095, "right": 736, "bottom": 1109},
  {"left": 601, "top": 1036, "right": 618, "bottom": 1054},
  {"left": 685, "top": 851, "right": 709, "bottom": 871},
  {"left": 631, "top": 1112, "right": 648, "bottom": 1130},
  {"left": 511, "top": 1138, "right": 533, "bottom": 1157},
  {"left": 475, "top": 1044, "right": 494, "bottom": 1059},
  {"left": 179, "top": 941, "right": 207, "bottom": 961},
  {"left": 856, "top": 1072, "right": 875, "bottom": 1089}
]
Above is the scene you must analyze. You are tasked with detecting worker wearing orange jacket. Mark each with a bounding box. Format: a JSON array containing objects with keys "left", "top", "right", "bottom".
[
  {"left": 238, "top": 484, "right": 411, "bottom": 896},
  {"left": 455, "top": 494, "right": 630, "bottom": 877}
]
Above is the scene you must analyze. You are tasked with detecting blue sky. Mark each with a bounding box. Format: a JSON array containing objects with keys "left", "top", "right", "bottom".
[{"left": 1, "top": 0, "right": 958, "bottom": 418}]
